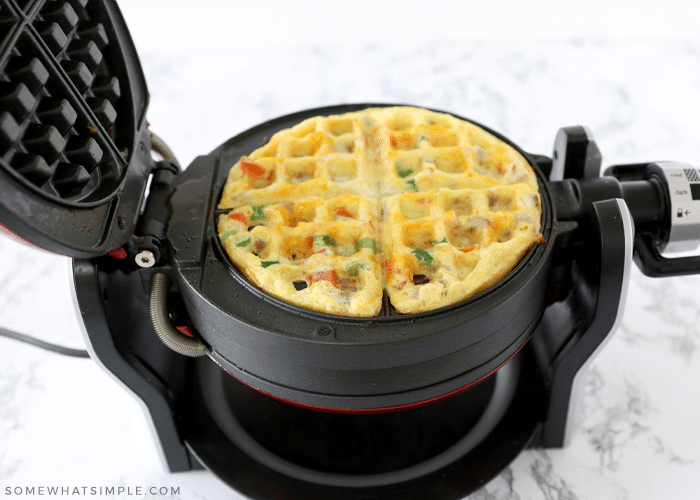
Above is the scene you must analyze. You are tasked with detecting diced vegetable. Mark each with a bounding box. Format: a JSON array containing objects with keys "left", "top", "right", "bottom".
[
  {"left": 308, "top": 270, "right": 339, "bottom": 287},
  {"left": 334, "top": 207, "right": 353, "bottom": 218},
  {"left": 253, "top": 240, "right": 267, "bottom": 254},
  {"left": 261, "top": 260, "right": 279, "bottom": 268},
  {"left": 228, "top": 212, "right": 247, "bottom": 225},
  {"left": 390, "top": 133, "right": 413, "bottom": 149},
  {"left": 314, "top": 234, "right": 337, "bottom": 247},
  {"left": 219, "top": 229, "right": 238, "bottom": 241},
  {"left": 430, "top": 237, "right": 448, "bottom": 246},
  {"left": 405, "top": 179, "right": 418, "bottom": 192},
  {"left": 460, "top": 244, "right": 480, "bottom": 253},
  {"left": 338, "top": 277, "right": 357, "bottom": 291},
  {"left": 236, "top": 238, "right": 251, "bottom": 247},
  {"left": 397, "top": 167, "right": 414, "bottom": 178},
  {"left": 251, "top": 205, "right": 267, "bottom": 220},
  {"left": 241, "top": 157, "right": 266, "bottom": 178},
  {"left": 346, "top": 261, "right": 368, "bottom": 276},
  {"left": 355, "top": 238, "right": 380, "bottom": 253},
  {"left": 412, "top": 248, "right": 433, "bottom": 265}
]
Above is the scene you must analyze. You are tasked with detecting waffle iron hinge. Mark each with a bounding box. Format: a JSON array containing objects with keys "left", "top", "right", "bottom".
[{"left": 125, "top": 159, "right": 180, "bottom": 270}]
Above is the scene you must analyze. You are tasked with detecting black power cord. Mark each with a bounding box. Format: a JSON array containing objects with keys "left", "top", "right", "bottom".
[{"left": 0, "top": 326, "right": 90, "bottom": 358}]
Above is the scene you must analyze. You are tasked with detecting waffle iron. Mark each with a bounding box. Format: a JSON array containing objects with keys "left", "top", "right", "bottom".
[{"left": 3, "top": 1, "right": 700, "bottom": 498}]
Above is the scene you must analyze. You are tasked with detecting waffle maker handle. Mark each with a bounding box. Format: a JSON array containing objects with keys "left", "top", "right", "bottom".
[
  {"left": 633, "top": 233, "right": 700, "bottom": 276},
  {"left": 547, "top": 127, "right": 700, "bottom": 277}
]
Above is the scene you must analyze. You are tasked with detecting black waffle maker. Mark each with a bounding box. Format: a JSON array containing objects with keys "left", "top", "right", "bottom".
[{"left": 3, "top": 1, "right": 700, "bottom": 498}]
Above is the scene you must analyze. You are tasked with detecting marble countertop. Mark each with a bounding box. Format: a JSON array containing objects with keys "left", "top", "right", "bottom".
[{"left": 2, "top": 1, "right": 700, "bottom": 498}]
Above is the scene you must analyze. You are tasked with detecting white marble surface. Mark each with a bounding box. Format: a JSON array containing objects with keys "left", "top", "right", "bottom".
[{"left": 2, "top": 1, "right": 700, "bottom": 499}]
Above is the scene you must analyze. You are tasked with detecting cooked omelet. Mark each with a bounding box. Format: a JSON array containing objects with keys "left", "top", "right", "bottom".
[{"left": 217, "top": 107, "right": 542, "bottom": 316}]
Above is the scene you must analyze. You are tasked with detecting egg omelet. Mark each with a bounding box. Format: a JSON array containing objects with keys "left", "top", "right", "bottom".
[{"left": 217, "top": 107, "right": 542, "bottom": 316}]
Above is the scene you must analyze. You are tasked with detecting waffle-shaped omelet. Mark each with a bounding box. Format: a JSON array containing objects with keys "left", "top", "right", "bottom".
[{"left": 218, "top": 107, "right": 542, "bottom": 316}]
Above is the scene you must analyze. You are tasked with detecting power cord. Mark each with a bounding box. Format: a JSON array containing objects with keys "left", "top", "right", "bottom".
[{"left": 0, "top": 326, "right": 90, "bottom": 358}]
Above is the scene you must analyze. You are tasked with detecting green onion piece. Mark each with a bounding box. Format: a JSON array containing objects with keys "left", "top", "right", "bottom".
[
  {"left": 251, "top": 205, "right": 267, "bottom": 220},
  {"left": 430, "top": 237, "right": 448, "bottom": 246},
  {"left": 355, "top": 238, "right": 380, "bottom": 253},
  {"left": 405, "top": 179, "right": 418, "bottom": 192},
  {"left": 236, "top": 238, "right": 251, "bottom": 247},
  {"left": 395, "top": 161, "right": 414, "bottom": 178},
  {"left": 314, "top": 234, "right": 337, "bottom": 247},
  {"left": 346, "top": 261, "right": 368, "bottom": 276},
  {"left": 261, "top": 260, "right": 279, "bottom": 268},
  {"left": 418, "top": 134, "right": 429, "bottom": 142},
  {"left": 219, "top": 229, "right": 238, "bottom": 241},
  {"left": 412, "top": 248, "right": 433, "bottom": 265}
]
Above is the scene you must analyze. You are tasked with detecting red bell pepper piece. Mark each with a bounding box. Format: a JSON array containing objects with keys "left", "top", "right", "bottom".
[
  {"left": 240, "top": 157, "right": 266, "bottom": 178},
  {"left": 228, "top": 212, "right": 248, "bottom": 225},
  {"left": 308, "top": 270, "right": 339, "bottom": 287}
]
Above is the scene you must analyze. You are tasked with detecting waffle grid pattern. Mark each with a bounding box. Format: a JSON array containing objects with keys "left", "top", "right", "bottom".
[
  {"left": 218, "top": 107, "right": 542, "bottom": 316},
  {"left": 0, "top": 0, "right": 128, "bottom": 202}
]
